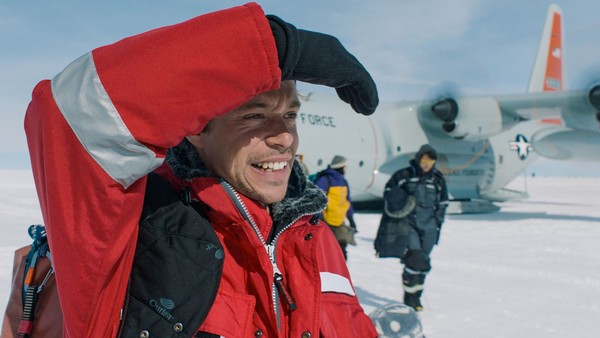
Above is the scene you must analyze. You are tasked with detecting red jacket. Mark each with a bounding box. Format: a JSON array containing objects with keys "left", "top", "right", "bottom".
[
  {"left": 155, "top": 155, "right": 376, "bottom": 337},
  {"left": 24, "top": 2, "right": 376, "bottom": 337}
]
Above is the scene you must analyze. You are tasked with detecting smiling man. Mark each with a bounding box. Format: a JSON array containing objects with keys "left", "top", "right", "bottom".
[
  {"left": 186, "top": 82, "right": 301, "bottom": 206},
  {"left": 24, "top": 3, "right": 378, "bottom": 338}
]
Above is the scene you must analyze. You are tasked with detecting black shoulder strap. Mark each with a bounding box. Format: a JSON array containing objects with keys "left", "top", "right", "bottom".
[
  {"left": 141, "top": 172, "right": 187, "bottom": 218},
  {"left": 118, "top": 172, "right": 223, "bottom": 338},
  {"left": 322, "top": 171, "right": 333, "bottom": 187}
]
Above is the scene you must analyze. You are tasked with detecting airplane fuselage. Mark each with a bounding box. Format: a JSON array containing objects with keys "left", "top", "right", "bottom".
[{"left": 296, "top": 93, "right": 538, "bottom": 205}]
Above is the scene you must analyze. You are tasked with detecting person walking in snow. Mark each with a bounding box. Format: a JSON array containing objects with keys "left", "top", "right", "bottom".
[{"left": 375, "top": 144, "right": 448, "bottom": 311}]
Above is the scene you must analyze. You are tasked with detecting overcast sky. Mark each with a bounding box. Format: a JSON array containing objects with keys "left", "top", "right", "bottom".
[{"left": 1, "top": 0, "right": 599, "bottom": 172}]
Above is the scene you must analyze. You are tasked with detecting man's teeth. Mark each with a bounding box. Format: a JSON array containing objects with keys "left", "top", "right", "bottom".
[{"left": 255, "top": 161, "right": 288, "bottom": 171}]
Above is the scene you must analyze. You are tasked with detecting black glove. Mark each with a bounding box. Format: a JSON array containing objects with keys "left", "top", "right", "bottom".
[{"left": 267, "top": 15, "right": 378, "bottom": 115}]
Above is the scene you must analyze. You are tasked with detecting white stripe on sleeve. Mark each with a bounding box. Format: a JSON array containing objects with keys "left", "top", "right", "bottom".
[
  {"left": 320, "top": 272, "right": 356, "bottom": 296},
  {"left": 51, "top": 52, "right": 163, "bottom": 188}
]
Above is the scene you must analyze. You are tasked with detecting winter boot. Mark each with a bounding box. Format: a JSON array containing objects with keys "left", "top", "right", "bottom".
[
  {"left": 403, "top": 291, "right": 423, "bottom": 312},
  {"left": 402, "top": 271, "right": 425, "bottom": 311}
]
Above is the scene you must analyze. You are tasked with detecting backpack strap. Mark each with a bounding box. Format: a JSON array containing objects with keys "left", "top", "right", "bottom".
[
  {"left": 18, "top": 225, "right": 54, "bottom": 338},
  {"left": 323, "top": 171, "right": 333, "bottom": 187},
  {"left": 118, "top": 172, "right": 224, "bottom": 338}
]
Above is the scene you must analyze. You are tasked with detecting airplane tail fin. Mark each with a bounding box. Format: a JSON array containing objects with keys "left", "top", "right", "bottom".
[{"left": 528, "top": 4, "right": 564, "bottom": 93}]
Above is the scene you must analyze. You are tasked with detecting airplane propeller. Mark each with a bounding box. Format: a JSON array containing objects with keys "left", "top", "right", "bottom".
[
  {"left": 589, "top": 84, "right": 600, "bottom": 111},
  {"left": 431, "top": 98, "right": 458, "bottom": 132},
  {"left": 424, "top": 81, "right": 464, "bottom": 134},
  {"left": 571, "top": 63, "right": 600, "bottom": 121}
]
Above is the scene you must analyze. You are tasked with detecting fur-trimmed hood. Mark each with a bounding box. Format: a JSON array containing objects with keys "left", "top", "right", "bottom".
[{"left": 166, "top": 139, "right": 327, "bottom": 230}]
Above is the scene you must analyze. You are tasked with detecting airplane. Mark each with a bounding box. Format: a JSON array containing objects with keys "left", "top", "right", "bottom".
[{"left": 295, "top": 4, "right": 600, "bottom": 213}]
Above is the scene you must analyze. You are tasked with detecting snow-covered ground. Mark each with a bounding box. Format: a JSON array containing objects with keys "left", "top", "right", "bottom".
[{"left": 1, "top": 170, "right": 599, "bottom": 337}]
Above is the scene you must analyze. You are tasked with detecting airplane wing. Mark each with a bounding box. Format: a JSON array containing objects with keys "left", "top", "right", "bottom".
[
  {"left": 413, "top": 85, "right": 600, "bottom": 162},
  {"left": 496, "top": 87, "right": 599, "bottom": 127},
  {"left": 416, "top": 2, "right": 600, "bottom": 161}
]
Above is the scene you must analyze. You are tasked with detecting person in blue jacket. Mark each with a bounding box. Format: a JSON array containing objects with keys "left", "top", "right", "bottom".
[
  {"left": 315, "top": 155, "right": 358, "bottom": 260},
  {"left": 375, "top": 144, "right": 448, "bottom": 311}
]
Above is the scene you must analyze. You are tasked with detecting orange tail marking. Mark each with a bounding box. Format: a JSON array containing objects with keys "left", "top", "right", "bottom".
[
  {"left": 543, "top": 12, "right": 563, "bottom": 92},
  {"left": 540, "top": 118, "right": 563, "bottom": 125}
]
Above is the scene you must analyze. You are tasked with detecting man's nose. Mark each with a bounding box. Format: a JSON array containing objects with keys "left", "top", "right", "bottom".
[{"left": 265, "top": 119, "right": 295, "bottom": 149}]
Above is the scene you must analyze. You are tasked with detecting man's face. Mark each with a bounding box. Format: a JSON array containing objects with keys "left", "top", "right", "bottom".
[
  {"left": 187, "top": 81, "right": 300, "bottom": 205},
  {"left": 419, "top": 154, "right": 436, "bottom": 173}
]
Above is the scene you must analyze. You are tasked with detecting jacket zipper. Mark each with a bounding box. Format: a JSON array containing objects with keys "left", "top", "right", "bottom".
[{"left": 220, "top": 181, "right": 307, "bottom": 330}]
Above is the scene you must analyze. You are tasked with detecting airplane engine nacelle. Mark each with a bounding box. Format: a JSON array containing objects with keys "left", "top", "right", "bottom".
[
  {"left": 561, "top": 84, "right": 600, "bottom": 131},
  {"left": 431, "top": 96, "right": 503, "bottom": 141}
]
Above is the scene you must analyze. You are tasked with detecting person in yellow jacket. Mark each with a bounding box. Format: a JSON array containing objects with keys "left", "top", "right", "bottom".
[{"left": 315, "top": 155, "right": 358, "bottom": 260}]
